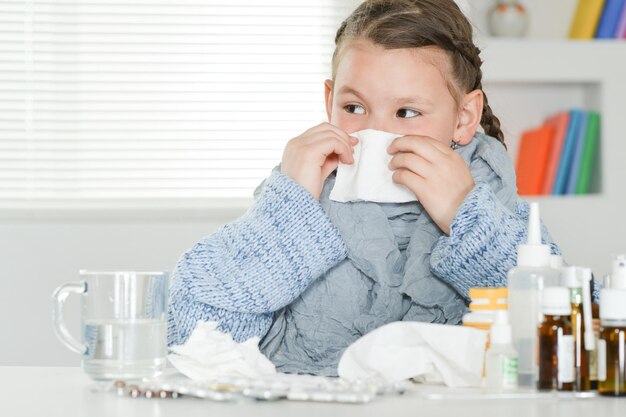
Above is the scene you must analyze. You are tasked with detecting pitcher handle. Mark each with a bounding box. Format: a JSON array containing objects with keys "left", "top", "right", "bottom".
[{"left": 52, "top": 281, "right": 87, "bottom": 355}]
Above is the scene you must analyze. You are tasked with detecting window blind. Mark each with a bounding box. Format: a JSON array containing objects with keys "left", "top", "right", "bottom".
[{"left": 0, "top": 0, "right": 359, "bottom": 210}]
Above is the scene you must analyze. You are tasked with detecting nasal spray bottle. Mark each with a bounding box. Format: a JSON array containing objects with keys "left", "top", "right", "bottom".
[{"left": 507, "top": 202, "right": 561, "bottom": 387}]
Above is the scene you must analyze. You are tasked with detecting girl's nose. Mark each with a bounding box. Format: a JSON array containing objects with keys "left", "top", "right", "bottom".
[{"left": 368, "top": 116, "right": 392, "bottom": 133}]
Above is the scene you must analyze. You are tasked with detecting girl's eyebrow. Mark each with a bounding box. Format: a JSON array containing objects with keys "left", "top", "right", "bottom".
[
  {"left": 338, "top": 85, "right": 433, "bottom": 106},
  {"left": 336, "top": 86, "right": 366, "bottom": 101},
  {"left": 394, "top": 95, "right": 434, "bottom": 106}
]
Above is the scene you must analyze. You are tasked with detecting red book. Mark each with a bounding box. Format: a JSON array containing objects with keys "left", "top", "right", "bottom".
[
  {"left": 542, "top": 112, "right": 570, "bottom": 195},
  {"left": 516, "top": 125, "right": 555, "bottom": 196}
]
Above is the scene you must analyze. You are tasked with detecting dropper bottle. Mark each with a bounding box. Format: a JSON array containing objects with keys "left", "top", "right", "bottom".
[
  {"left": 484, "top": 310, "right": 518, "bottom": 390},
  {"left": 507, "top": 202, "right": 561, "bottom": 387}
]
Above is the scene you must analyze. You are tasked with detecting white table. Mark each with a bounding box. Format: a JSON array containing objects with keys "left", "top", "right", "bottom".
[{"left": 1, "top": 367, "right": 625, "bottom": 417}]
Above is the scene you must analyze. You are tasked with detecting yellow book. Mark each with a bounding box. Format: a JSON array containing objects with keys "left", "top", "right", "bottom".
[{"left": 569, "top": 0, "right": 606, "bottom": 39}]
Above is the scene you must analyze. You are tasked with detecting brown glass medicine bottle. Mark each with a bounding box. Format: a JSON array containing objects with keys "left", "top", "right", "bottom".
[
  {"left": 561, "top": 266, "right": 590, "bottom": 391},
  {"left": 562, "top": 266, "right": 599, "bottom": 391},
  {"left": 538, "top": 287, "right": 574, "bottom": 391},
  {"left": 597, "top": 288, "right": 626, "bottom": 396},
  {"left": 589, "top": 299, "right": 600, "bottom": 390}
]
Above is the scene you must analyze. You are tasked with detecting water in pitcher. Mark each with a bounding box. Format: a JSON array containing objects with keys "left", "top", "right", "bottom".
[{"left": 82, "top": 318, "right": 167, "bottom": 380}]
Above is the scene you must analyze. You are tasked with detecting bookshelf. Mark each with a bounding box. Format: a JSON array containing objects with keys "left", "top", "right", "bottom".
[{"left": 477, "top": 38, "right": 626, "bottom": 276}]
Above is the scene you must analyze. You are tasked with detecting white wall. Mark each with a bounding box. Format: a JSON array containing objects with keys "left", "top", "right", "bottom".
[
  {"left": 461, "top": 0, "right": 579, "bottom": 39},
  {"left": 0, "top": 213, "right": 241, "bottom": 366}
]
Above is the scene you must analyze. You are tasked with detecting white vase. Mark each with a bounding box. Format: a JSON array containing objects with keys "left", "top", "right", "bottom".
[{"left": 488, "top": 1, "right": 529, "bottom": 37}]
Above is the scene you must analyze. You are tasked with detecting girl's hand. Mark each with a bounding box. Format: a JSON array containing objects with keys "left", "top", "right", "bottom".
[
  {"left": 281, "top": 123, "right": 357, "bottom": 200},
  {"left": 388, "top": 135, "right": 475, "bottom": 235}
]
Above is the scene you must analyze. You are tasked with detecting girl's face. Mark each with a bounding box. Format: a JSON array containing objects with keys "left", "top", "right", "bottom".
[{"left": 325, "top": 40, "right": 481, "bottom": 145}]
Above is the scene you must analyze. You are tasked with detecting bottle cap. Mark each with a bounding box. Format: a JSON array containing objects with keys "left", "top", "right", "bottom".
[
  {"left": 468, "top": 287, "right": 508, "bottom": 311},
  {"left": 516, "top": 203, "right": 551, "bottom": 267},
  {"left": 611, "top": 255, "right": 626, "bottom": 290},
  {"left": 490, "top": 310, "right": 512, "bottom": 345},
  {"left": 541, "top": 286, "right": 571, "bottom": 316},
  {"left": 561, "top": 266, "right": 580, "bottom": 288},
  {"left": 600, "top": 288, "right": 626, "bottom": 321},
  {"left": 550, "top": 255, "right": 564, "bottom": 269}
]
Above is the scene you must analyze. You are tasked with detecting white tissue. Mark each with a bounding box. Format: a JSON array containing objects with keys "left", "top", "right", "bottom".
[
  {"left": 329, "top": 129, "right": 417, "bottom": 203},
  {"left": 337, "top": 321, "right": 488, "bottom": 387},
  {"left": 168, "top": 321, "right": 276, "bottom": 380}
]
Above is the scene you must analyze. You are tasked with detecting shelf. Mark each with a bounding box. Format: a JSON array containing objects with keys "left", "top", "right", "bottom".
[
  {"left": 475, "top": 39, "right": 626, "bottom": 200},
  {"left": 482, "top": 81, "right": 601, "bottom": 189},
  {"left": 479, "top": 39, "right": 626, "bottom": 82},
  {"left": 464, "top": 36, "right": 626, "bottom": 274}
]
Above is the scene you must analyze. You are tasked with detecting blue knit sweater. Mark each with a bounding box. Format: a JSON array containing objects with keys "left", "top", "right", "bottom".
[{"left": 167, "top": 168, "right": 559, "bottom": 351}]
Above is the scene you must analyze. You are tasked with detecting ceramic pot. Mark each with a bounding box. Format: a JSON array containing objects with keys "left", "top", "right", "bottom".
[{"left": 488, "top": 1, "right": 529, "bottom": 37}]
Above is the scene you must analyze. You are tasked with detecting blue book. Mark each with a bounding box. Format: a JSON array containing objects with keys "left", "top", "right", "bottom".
[
  {"left": 553, "top": 109, "right": 584, "bottom": 195},
  {"left": 596, "top": 0, "right": 626, "bottom": 38},
  {"left": 565, "top": 111, "right": 589, "bottom": 194}
]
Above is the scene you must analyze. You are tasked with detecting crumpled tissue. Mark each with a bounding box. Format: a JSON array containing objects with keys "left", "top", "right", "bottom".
[
  {"left": 329, "top": 129, "right": 417, "bottom": 203},
  {"left": 337, "top": 321, "right": 488, "bottom": 387},
  {"left": 168, "top": 321, "right": 276, "bottom": 380}
]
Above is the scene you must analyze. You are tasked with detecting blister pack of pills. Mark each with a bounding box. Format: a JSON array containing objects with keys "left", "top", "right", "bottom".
[{"left": 110, "top": 372, "right": 408, "bottom": 403}]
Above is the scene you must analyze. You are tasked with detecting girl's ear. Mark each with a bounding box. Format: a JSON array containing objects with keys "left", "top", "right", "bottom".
[
  {"left": 324, "top": 79, "right": 334, "bottom": 122},
  {"left": 454, "top": 89, "right": 483, "bottom": 145}
]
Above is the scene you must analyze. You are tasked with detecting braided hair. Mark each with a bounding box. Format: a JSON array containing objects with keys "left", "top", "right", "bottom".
[{"left": 332, "top": 0, "right": 505, "bottom": 147}]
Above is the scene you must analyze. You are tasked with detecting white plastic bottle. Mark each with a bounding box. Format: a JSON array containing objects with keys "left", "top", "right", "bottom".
[
  {"left": 507, "top": 202, "right": 561, "bottom": 387},
  {"left": 606, "top": 255, "right": 626, "bottom": 289},
  {"left": 485, "top": 310, "right": 518, "bottom": 390},
  {"left": 550, "top": 254, "right": 564, "bottom": 270}
]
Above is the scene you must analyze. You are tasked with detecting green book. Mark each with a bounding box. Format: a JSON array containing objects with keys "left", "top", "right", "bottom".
[{"left": 575, "top": 112, "right": 600, "bottom": 194}]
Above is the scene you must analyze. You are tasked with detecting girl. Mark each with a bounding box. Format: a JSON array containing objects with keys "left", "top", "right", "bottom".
[{"left": 167, "top": 0, "right": 560, "bottom": 376}]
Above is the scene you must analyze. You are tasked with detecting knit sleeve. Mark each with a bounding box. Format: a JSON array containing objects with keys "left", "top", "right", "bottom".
[
  {"left": 429, "top": 183, "right": 560, "bottom": 301},
  {"left": 167, "top": 171, "right": 348, "bottom": 346}
]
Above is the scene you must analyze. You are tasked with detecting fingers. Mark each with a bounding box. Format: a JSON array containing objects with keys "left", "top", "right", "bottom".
[
  {"left": 386, "top": 134, "right": 473, "bottom": 235},
  {"left": 306, "top": 122, "right": 357, "bottom": 151},
  {"left": 321, "top": 154, "right": 340, "bottom": 179},
  {"left": 388, "top": 152, "right": 432, "bottom": 179},
  {"left": 303, "top": 123, "right": 356, "bottom": 166},
  {"left": 287, "top": 124, "right": 354, "bottom": 164},
  {"left": 281, "top": 123, "right": 358, "bottom": 200},
  {"left": 391, "top": 168, "right": 426, "bottom": 196},
  {"left": 323, "top": 122, "right": 358, "bottom": 146},
  {"left": 319, "top": 136, "right": 355, "bottom": 165},
  {"left": 388, "top": 135, "right": 451, "bottom": 162}
]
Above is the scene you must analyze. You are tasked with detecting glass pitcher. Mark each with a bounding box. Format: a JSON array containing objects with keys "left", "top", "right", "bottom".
[{"left": 52, "top": 271, "right": 169, "bottom": 380}]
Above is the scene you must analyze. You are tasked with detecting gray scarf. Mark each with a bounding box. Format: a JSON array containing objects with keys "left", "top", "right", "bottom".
[{"left": 258, "top": 132, "right": 517, "bottom": 376}]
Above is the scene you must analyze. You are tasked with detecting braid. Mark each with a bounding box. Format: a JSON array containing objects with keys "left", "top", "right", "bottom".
[
  {"left": 477, "top": 83, "right": 506, "bottom": 148},
  {"left": 451, "top": 38, "right": 506, "bottom": 148}
]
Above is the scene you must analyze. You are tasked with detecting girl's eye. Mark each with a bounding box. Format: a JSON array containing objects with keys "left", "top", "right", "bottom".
[
  {"left": 396, "top": 108, "right": 421, "bottom": 118},
  {"left": 344, "top": 104, "right": 365, "bottom": 115}
]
